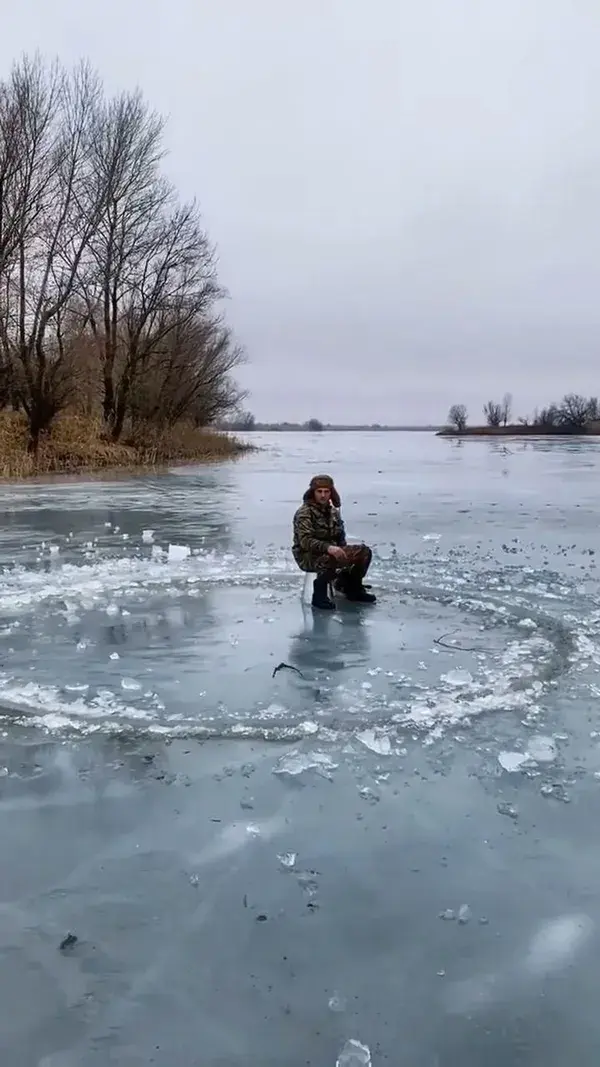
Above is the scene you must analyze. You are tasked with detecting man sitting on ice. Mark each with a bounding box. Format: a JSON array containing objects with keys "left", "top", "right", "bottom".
[{"left": 292, "top": 474, "right": 376, "bottom": 610}]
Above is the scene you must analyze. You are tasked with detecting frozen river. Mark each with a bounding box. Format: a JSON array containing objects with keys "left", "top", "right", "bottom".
[{"left": 1, "top": 430, "right": 600, "bottom": 1065}]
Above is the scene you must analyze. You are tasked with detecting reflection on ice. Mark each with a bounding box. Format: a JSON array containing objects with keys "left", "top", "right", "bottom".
[{"left": 445, "top": 913, "right": 595, "bottom": 1016}]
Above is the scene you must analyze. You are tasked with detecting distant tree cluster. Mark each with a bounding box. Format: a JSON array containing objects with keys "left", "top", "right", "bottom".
[
  {"left": 529, "top": 393, "right": 599, "bottom": 431},
  {"left": 0, "top": 54, "right": 245, "bottom": 452},
  {"left": 446, "top": 392, "right": 600, "bottom": 434},
  {"left": 483, "top": 393, "right": 512, "bottom": 427},
  {"left": 223, "top": 412, "right": 326, "bottom": 432}
]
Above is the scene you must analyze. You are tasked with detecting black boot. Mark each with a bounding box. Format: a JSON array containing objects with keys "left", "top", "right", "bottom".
[
  {"left": 342, "top": 566, "right": 377, "bottom": 604},
  {"left": 312, "top": 574, "right": 335, "bottom": 610}
]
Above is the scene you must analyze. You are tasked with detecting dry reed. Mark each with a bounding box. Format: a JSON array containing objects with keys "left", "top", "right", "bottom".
[{"left": 0, "top": 413, "right": 251, "bottom": 480}]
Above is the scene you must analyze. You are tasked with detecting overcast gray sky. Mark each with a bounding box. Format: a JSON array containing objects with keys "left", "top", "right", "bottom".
[{"left": 3, "top": 0, "right": 600, "bottom": 424}]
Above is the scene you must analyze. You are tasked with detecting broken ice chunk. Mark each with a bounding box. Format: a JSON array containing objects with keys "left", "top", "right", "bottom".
[
  {"left": 441, "top": 668, "right": 473, "bottom": 687},
  {"left": 121, "top": 678, "right": 141, "bottom": 691},
  {"left": 277, "top": 852, "right": 297, "bottom": 869},
  {"left": 328, "top": 992, "right": 347, "bottom": 1012},
  {"left": 168, "top": 543, "right": 190, "bottom": 562},
  {"left": 498, "top": 751, "right": 528, "bottom": 773},
  {"left": 356, "top": 728, "right": 391, "bottom": 755},
  {"left": 336, "top": 1039, "right": 371, "bottom": 1066},
  {"left": 526, "top": 735, "right": 557, "bottom": 763}
]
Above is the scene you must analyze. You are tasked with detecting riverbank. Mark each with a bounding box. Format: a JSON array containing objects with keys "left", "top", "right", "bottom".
[
  {"left": 0, "top": 413, "right": 251, "bottom": 479},
  {"left": 437, "top": 423, "right": 600, "bottom": 437}
]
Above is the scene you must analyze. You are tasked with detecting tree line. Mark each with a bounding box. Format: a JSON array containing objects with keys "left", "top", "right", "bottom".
[
  {"left": 0, "top": 54, "right": 245, "bottom": 453},
  {"left": 226, "top": 413, "right": 325, "bottom": 431},
  {"left": 447, "top": 393, "right": 600, "bottom": 433}
]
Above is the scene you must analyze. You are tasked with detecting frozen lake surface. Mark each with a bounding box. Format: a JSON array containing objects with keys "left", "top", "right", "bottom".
[{"left": 2, "top": 430, "right": 600, "bottom": 1065}]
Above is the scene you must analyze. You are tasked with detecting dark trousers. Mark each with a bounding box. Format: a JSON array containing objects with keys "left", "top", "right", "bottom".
[{"left": 315, "top": 544, "right": 372, "bottom": 581}]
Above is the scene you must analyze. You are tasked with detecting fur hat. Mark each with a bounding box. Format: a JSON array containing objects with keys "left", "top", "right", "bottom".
[{"left": 304, "top": 473, "right": 340, "bottom": 507}]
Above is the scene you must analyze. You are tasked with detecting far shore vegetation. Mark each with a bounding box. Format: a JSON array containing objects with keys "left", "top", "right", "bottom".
[
  {"left": 440, "top": 394, "right": 600, "bottom": 438},
  {"left": 0, "top": 55, "right": 250, "bottom": 479},
  {"left": 223, "top": 413, "right": 440, "bottom": 432}
]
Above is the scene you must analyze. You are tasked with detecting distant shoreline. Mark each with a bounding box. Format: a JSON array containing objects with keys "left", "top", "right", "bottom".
[
  {"left": 228, "top": 425, "right": 441, "bottom": 432},
  {"left": 437, "top": 424, "right": 600, "bottom": 438}
]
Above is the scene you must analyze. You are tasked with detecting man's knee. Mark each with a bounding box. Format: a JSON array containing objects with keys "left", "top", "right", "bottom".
[{"left": 355, "top": 544, "right": 372, "bottom": 567}]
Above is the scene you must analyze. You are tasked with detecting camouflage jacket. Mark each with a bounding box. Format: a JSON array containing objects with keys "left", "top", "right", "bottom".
[{"left": 292, "top": 501, "right": 346, "bottom": 570}]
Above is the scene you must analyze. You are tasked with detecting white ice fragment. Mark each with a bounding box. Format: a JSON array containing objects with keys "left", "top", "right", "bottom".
[
  {"left": 299, "top": 720, "right": 319, "bottom": 735},
  {"left": 121, "top": 677, "right": 141, "bottom": 691},
  {"left": 358, "top": 786, "right": 380, "bottom": 803},
  {"left": 110, "top": 652, "right": 120, "bottom": 660},
  {"left": 526, "top": 735, "right": 557, "bottom": 763},
  {"left": 328, "top": 992, "right": 347, "bottom": 1012},
  {"left": 106, "top": 603, "right": 120, "bottom": 616},
  {"left": 498, "top": 751, "right": 528, "bottom": 773},
  {"left": 441, "top": 668, "right": 473, "bottom": 687},
  {"left": 142, "top": 529, "right": 155, "bottom": 543},
  {"left": 76, "top": 640, "right": 88, "bottom": 652},
  {"left": 104, "top": 521, "right": 111, "bottom": 527},
  {"left": 273, "top": 750, "right": 338, "bottom": 778},
  {"left": 168, "top": 543, "right": 190, "bottom": 562},
  {"left": 356, "top": 729, "right": 391, "bottom": 756},
  {"left": 246, "top": 824, "right": 261, "bottom": 837},
  {"left": 277, "top": 852, "right": 297, "bottom": 869},
  {"left": 49, "top": 545, "right": 59, "bottom": 555},
  {"left": 336, "top": 1038, "right": 371, "bottom": 1066},
  {"left": 458, "top": 904, "right": 472, "bottom": 924}
]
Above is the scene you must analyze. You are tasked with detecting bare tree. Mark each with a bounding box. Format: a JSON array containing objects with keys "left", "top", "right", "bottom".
[
  {"left": 0, "top": 56, "right": 107, "bottom": 451},
  {"left": 534, "top": 403, "right": 560, "bottom": 429},
  {"left": 447, "top": 403, "right": 467, "bottom": 432},
  {"left": 557, "top": 393, "right": 591, "bottom": 432},
  {"left": 483, "top": 400, "right": 502, "bottom": 427},
  {"left": 76, "top": 88, "right": 168, "bottom": 428},
  {"left": 501, "top": 392, "right": 512, "bottom": 426},
  {"left": 126, "top": 315, "right": 246, "bottom": 432}
]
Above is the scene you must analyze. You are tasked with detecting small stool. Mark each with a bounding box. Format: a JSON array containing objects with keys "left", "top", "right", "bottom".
[{"left": 301, "top": 571, "right": 335, "bottom": 604}]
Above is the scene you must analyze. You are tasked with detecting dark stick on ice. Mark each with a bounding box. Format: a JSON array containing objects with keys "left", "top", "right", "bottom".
[
  {"left": 59, "top": 933, "right": 78, "bottom": 951},
  {"left": 434, "top": 628, "right": 493, "bottom": 653},
  {"left": 272, "top": 662, "right": 305, "bottom": 680}
]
